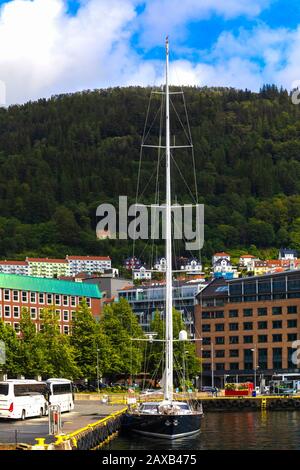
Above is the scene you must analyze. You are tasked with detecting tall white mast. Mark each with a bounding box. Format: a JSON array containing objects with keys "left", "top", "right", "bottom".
[{"left": 164, "top": 36, "right": 173, "bottom": 402}]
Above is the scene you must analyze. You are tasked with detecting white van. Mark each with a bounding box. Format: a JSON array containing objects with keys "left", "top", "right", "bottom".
[
  {"left": 46, "top": 378, "right": 74, "bottom": 412},
  {"left": 0, "top": 380, "right": 47, "bottom": 420}
]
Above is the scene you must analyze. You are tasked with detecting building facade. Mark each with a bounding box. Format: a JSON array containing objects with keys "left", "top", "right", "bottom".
[
  {"left": 195, "top": 272, "right": 300, "bottom": 386},
  {"left": 0, "top": 261, "right": 29, "bottom": 276},
  {"left": 133, "top": 267, "right": 152, "bottom": 280},
  {"left": 27, "top": 258, "right": 70, "bottom": 278},
  {"left": 0, "top": 274, "right": 102, "bottom": 335},
  {"left": 118, "top": 280, "right": 207, "bottom": 333},
  {"left": 67, "top": 256, "right": 111, "bottom": 276}
]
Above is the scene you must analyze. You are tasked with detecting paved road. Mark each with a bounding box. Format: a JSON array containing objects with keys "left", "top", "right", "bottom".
[{"left": 0, "top": 401, "right": 125, "bottom": 445}]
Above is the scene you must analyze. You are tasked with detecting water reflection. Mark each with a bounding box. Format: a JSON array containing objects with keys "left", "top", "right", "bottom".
[{"left": 105, "top": 411, "right": 300, "bottom": 450}]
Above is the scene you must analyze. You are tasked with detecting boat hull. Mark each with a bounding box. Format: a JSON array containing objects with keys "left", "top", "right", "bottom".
[{"left": 122, "top": 412, "right": 202, "bottom": 440}]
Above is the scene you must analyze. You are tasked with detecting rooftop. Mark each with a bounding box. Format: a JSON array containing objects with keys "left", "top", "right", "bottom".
[
  {"left": 0, "top": 273, "right": 102, "bottom": 298},
  {"left": 67, "top": 255, "right": 111, "bottom": 261},
  {"left": 27, "top": 258, "right": 68, "bottom": 264},
  {"left": 0, "top": 260, "right": 28, "bottom": 265}
]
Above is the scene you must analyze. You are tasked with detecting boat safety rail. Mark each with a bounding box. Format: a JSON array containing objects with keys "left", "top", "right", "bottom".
[{"left": 53, "top": 407, "right": 128, "bottom": 450}]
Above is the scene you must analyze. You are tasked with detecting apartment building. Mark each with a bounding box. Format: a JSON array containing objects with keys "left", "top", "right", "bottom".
[
  {"left": 26, "top": 258, "right": 69, "bottom": 278},
  {"left": 67, "top": 256, "right": 111, "bottom": 276},
  {"left": 195, "top": 272, "right": 300, "bottom": 386},
  {"left": 0, "top": 261, "right": 29, "bottom": 276}
]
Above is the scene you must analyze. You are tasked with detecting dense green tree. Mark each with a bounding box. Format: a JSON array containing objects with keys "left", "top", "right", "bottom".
[
  {"left": 39, "top": 308, "right": 79, "bottom": 378},
  {"left": 0, "top": 320, "right": 20, "bottom": 376},
  {"left": 147, "top": 310, "right": 201, "bottom": 387},
  {"left": 17, "top": 308, "right": 46, "bottom": 377},
  {"left": 71, "top": 300, "right": 110, "bottom": 380},
  {"left": 100, "top": 298, "right": 144, "bottom": 380}
]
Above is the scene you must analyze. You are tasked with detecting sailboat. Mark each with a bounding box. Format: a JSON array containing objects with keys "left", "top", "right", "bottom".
[{"left": 122, "top": 38, "right": 203, "bottom": 440}]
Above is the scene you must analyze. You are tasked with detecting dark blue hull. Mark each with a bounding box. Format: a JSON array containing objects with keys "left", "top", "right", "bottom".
[{"left": 122, "top": 412, "right": 202, "bottom": 440}]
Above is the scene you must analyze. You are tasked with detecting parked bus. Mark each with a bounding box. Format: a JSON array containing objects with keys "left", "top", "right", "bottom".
[
  {"left": 270, "top": 373, "right": 300, "bottom": 394},
  {"left": 0, "top": 380, "right": 47, "bottom": 420},
  {"left": 46, "top": 378, "right": 74, "bottom": 412}
]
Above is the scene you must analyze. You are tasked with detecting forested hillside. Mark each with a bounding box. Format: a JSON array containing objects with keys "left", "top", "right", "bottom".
[{"left": 1, "top": 84, "right": 300, "bottom": 265}]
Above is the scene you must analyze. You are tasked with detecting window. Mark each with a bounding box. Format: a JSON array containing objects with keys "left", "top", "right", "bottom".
[
  {"left": 203, "top": 364, "right": 211, "bottom": 371},
  {"left": 202, "top": 324, "right": 210, "bottom": 332},
  {"left": 229, "top": 323, "right": 239, "bottom": 331},
  {"left": 229, "top": 309, "right": 238, "bottom": 318},
  {"left": 244, "top": 335, "right": 253, "bottom": 344},
  {"left": 202, "top": 350, "right": 211, "bottom": 358},
  {"left": 272, "top": 306, "right": 282, "bottom": 315},
  {"left": 258, "top": 307, "right": 267, "bottom": 316},
  {"left": 229, "top": 349, "right": 239, "bottom": 357},
  {"left": 4, "top": 289, "right": 10, "bottom": 301},
  {"left": 288, "top": 333, "right": 297, "bottom": 341},
  {"left": 30, "top": 292, "right": 36, "bottom": 303},
  {"left": 71, "top": 311, "right": 76, "bottom": 321},
  {"left": 272, "top": 334, "right": 282, "bottom": 342},
  {"left": 229, "top": 362, "right": 239, "bottom": 370},
  {"left": 203, "top": 337, "right": 211, "bottom": 345},
  {"left": 287, "top": 305, "right": 297, "bottom": 314},
  {"left": 202, "top": 312, "right": 210, "bottom": 319},
  {"left": 63, "top": 311, "right": 69, "bottom": 322},
  {"left": 86, "top": 297, "right": 91, "bottom": 307},
  {"left": 63, "top": 325, "right": 69, "bottom": 335},
  {"left": 258, "top": 348, "right": 268, "bottom": 369},
  {"left": 244, "top": 349, "right": 253, "bottom": 370},
  {"left": 30, "top": 307, "right": 37, "bottom": 319},
  {"left": 273, "top": 347, "right": 282, "bottom": 369},
  {"left": 216, "top": 363, "right": 225, "bottom": 371},
  {"left": 71, "top": 296, "right": 76, "bottom": 307},
  {"left": 55, "top": 294, "right": 60, "bottom": 306},
  {"left": 47, "top": 294, "right": 53, "bottom": 305},
  {"left": 14, "top": 323, "right": 20, "bottom": 333},
  {"left": 229, "top": 336, "right": 239, "bottom": 344},
  {"left": 4, "top": 305, "right": 10, "bottom": 317},
  {"left": 22, "top": 291, "right": 28, "bottom": 303},
  {"left": 216, "top": 350, "right": 225, "bottom": 358},
  {"left": 13, "top": 290, "right": 19, "bottom": 302},
  {"left": 258, "top": 335, "right": 268, "bottom": 343},
  {"left": 13, "top": 306, "right": 20, "bottom": 318},
  {"left": 63, "top": 295, "right": 68, "bottom": 306},
  {"left": 216, "top": 311, "right": 224, "bottom": 318},
  {"left": 38, "top": 308, "right": 43, "bottom": 319},
  {"left": 243, "top": 322, "right": 253, "bottom": 330},
  {"left": 272, "top": 320, "right": 282, "bottom": 329},
  {"left": 38, "top": 293, "right": 44, "bottom": 304},
  {"left": 215, "top": 323, "right": 224, "bottom": 332},
  {"left": 288, "top": 319, "right": 297, "bottom": 328},
  {"left": 258, "top": 321, "right": 267, "bottom": 329},
  {"left": 216, "top": 337, "right": 225, "bottom": 345},
  {"left": 243, "top": 309, "right": 253, "bottom": 317}
]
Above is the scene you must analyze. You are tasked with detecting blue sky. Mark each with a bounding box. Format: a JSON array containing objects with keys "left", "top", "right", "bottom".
[{"left": 1, "top": 0, "right": 300, "bottom": 104}]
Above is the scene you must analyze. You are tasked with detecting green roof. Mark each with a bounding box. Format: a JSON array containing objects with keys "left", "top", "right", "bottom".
[{"left": 0, "top": 273, "right": 102, "bottom": 298}]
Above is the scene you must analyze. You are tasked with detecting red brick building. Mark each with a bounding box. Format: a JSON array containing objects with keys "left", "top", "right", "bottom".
[{"left": 0, "top": 273, "right": 102, "bottom": 335}]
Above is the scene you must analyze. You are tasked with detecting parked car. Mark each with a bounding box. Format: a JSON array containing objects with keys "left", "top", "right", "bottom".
[{"left": 200, "top": 386, "right": 214, "bottom": 393}]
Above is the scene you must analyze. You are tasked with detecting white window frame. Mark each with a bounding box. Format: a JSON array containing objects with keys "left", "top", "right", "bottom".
[
  {"left": 38, "top": 293, "right": 45, "bottom": 304},
  {"left": 13, "top": 306, "right": 20, "bottom": 318},
  {"left": 22, "top": 291, "right": 28, "bottom": 303},
  {"left": 63, "top": 295, "right": 69, "bottom": 306},
  {"left": 71, "top": 296, "right": 76, "bottom": 307},
  {"left": 63, "top": 310, "right": 69, "bottom": 322},
  {"left": 14, "top": 322, "right": 20, "bottom": 333},
  {"left": 13, "top": 290, "right": 19, "bottom": 302},
  {"left": 55, "top": 294, "right": 61, "bottom": 306},
  {"left": 4, "top": 289, "right": 10, "bottom": 301},
  {"left": 47, "top": 294, "right": 53, "bottom": 305},
  {"left": 30, "top": 307, "right": 37, "bottom": 320},
  {"left": 4, "top": 305, "right": 11, "bottom": 318},
  {"left": 63, "top": 325, "right": 69, "bottom": 335},
  {"left": 30, "top": 292, "right": 37, "bottom": 303},
  {"left": 55, "top": 309, "right": 61, "bottom": 321}
]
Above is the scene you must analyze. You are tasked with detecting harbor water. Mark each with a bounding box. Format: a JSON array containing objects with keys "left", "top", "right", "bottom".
[{"left": 105, "top": 411, "right": 300, "bottom": 450}]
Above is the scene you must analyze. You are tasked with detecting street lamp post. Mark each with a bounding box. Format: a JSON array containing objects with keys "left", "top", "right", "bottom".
[
  {"left": 200, "top": 347, "right": 203, "bottom": 390},
  {"left": 251, "top": 347, "right": 257, "bottom": 389},
  {"left": 211, "top": 342, "right": 214, "bottom": 388},
  {"left": 96, "top": 348, "right": 100, "bottom": 393}
]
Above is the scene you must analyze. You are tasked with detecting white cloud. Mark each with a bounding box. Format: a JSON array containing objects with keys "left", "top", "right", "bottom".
[
  {"left": 1, "top": 0, "right": 300, "bottom": 104},
  {"left": 138, "top": 0, "right": 271, "bottom": 48},
  {"left": 0, "top": 0, "right": 137, "bottom": 104}
]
